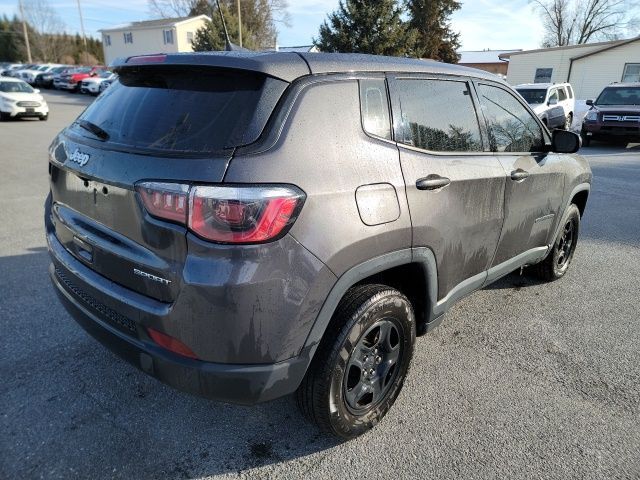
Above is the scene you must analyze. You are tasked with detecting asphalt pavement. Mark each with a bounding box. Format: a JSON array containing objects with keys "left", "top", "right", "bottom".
[{"left": 1, "top": 91, "right": 639, "bottom": 479}]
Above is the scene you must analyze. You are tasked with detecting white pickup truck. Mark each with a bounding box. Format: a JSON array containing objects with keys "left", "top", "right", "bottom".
[{"left": 516, "top": 83, "right": 576, "bottom": 131}]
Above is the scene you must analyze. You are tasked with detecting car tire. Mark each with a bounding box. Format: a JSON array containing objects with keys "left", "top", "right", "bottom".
[
  {"left": 531, "top": 204, "right": 580, "bottom": 282},
  {"left": 580, "top": 131, "right": 591, "bottom": 147},
  {"left": 564, "top": 113, "right": 573, "bottom": 131},
  {"left": 39, "top": 114, "right": 48, "bottom": 121},
  {"left": 0, "top": 112, "right": 9, "bottom": 121},
  {"left": 296, "top": 284, "right": 415, "bottom": 439}
]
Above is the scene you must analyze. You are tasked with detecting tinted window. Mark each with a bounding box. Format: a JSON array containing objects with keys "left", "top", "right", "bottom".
[
  {"left": 567, "top": 85, "right": 574, "bottom": 98},
  {"left": 360, "top": 79, "right": 391, "bottom": 140},
  {"left": 595, "top": 87, "right": 640, "bottom": 105},
  {"left": 534, "top": 68, "right": 553, "bottom": 83},
  {"left": 477, "top": 84, "right": 545, "bottom": 153},
  {"left": 548, "top": 89, "right": 558, "bottom": 102},
  {"left": 72, "top": 67, "right": 285, "bottom": 154},
  {"left": 558, "top": 88, "right": 567, "bottom": 101},
  {"left": 396, "top": 79, "right": 482, "bottom": 152}
]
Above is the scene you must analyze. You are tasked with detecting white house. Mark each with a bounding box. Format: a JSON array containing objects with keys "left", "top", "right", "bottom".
[
  {"left": 99, "top": 15, "right": 210, "bottom": 66},
  {"left": 501, "top": 37, "right": 640, "bottom": 99}
]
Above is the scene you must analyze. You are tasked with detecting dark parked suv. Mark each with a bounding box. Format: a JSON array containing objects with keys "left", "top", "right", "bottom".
[
  {"left": 581, "top": 82, "right": 640, "bottom": 146},
  {"left": 46, "top": 52, "right": 591, "bottom": 438}
]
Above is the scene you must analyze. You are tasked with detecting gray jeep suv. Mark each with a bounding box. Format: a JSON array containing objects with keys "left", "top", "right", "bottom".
[{"left": 46, "top": 52, "right": 591, "bottom": 439}]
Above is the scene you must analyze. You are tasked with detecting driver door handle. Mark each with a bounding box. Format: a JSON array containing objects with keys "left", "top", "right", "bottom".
[
  {"left": 510, "top": 169, "right": 530, "bottom": 181},
  {"left": 416, "top": 175, "right": 451, "bottom": 191}
]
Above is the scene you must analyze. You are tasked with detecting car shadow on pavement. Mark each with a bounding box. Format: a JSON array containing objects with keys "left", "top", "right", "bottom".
[{"left": 1, "top": 248, "right": 340, "bottom": 479}]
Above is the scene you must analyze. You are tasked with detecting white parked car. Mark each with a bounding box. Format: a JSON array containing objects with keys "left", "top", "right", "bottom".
[
  {"left": 80, "top": 71, "right": 116, "bottom": 95},
  {"left": 19, "top": 64, "right": 62, "bottom": 85},
  {"left": 0, "top": 77, "right": 49, "bottom": 121},
  {"left": 515, "top": 83, "right": 576, "bottom": 130}
]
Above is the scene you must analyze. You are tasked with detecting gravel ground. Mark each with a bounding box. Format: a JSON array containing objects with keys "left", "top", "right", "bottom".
[{"left": 1, "top": 91, "right": 638, "bottom": 480}]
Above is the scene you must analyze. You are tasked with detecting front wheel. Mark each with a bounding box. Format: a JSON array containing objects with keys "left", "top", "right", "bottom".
[
  {"left": 296, "top": 284, "right": 415, "bottom": 439},
  {"left": 581, "top": 131, "right": 591, "bottom": 147},
  {"left": 532, "top": 204, "right": 580, "bottom": 281}
]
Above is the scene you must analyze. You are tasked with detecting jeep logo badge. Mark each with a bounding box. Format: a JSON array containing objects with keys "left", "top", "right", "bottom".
[{"left": 68, "top": 148, "right": 90, "bottom": 167}]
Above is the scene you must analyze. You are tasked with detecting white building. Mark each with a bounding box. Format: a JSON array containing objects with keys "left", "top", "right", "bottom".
[
  {"left": 501, "top": 37, "right": 640, "bottom": 99},
  {"left": 99, "top": 15, "right": 210, "bottom": 66}
]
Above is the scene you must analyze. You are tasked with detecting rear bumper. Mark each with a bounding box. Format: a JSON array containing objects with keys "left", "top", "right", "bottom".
[{"left": 49, "top": 245, "right": 312, "bottom": 405}]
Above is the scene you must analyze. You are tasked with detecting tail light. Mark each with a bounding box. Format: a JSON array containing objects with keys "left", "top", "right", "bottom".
[
  {"left": 136, "top": 182, "right": 305, "bottom": 244},
  {"left": 136, "top": 182, "right": 189, "bottom": 224}
]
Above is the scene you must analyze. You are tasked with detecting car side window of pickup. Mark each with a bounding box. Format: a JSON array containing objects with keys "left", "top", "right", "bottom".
[
  {"left": 558, "top": 88, "right": 567, "bottom": 101},
  {"left": 395, "top": 78, "right": 484, "bottom": 153},
  {"left": 476, "top": 83, "right": 546, "bottom": 153}
]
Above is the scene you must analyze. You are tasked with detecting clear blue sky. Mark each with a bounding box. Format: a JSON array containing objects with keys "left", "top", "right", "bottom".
[{"left": 0, "top": 0, "right": 545, "bottom": 50}]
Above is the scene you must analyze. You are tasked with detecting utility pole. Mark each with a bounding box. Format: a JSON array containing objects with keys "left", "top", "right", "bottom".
[
  {"left": 76, "top": 0, "right": 88, "bottom": 63},
  {"left": 236, "top": 0, "right": 242, "bottom": 48},
  {"left": 18, "top": 0, "right": 32, "bottom": 63}
]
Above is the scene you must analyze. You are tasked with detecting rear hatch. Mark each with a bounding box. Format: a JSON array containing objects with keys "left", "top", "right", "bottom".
[{"left": 49, "top": 64, "right": 287, "bottom": 302}]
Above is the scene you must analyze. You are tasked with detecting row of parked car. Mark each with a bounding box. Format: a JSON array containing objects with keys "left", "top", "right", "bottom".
[{"left": 0, "top": 63, "right": 117, "bottom": 95}]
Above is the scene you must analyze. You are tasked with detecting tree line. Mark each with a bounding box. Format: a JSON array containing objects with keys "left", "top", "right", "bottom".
[{"left": 0, "top": 12, "right": 103, "bottom": 64}]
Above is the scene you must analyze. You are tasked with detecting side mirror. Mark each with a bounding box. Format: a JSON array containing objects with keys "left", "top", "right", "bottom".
[
  {"left": 552, "top": 129, "right": 581, "bottom": 154},
  {"left": 548, "top": 97, "right": 558, "bottom": 106},
  {"left": 586, "top": 99, "right": 593, "bottom": 106}
]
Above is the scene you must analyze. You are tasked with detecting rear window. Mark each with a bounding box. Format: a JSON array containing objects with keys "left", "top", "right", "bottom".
[{"left": 71, "top": 66, "right": 285, "bottom": 154}]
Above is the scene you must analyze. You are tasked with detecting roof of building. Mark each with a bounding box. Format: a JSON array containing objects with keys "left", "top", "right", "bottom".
[
  {"left": 99, "top": 15, "right": 210, "bottom": 33},
  {"left": 499, "top": 37, "right": 639, "bottom": 59},
  {"left": 276, "top": 45, "right": 318, "bottom": 53},
  {"left": 113, "top": 51, "right": 506, "bottom": 83},
  {"left": 458, "top": 49, "right": 521, "bottom": 64}
]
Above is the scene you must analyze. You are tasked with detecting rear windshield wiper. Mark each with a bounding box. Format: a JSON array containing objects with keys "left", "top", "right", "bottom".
[{"left": 76, "top": 119, "right": 110, "bottom": 141}]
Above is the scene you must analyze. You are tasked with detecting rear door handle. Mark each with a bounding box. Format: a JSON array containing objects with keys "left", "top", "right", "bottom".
[
  {"left": 510, "top": 169, "right": 530, "bottom": 181},
  {"left": 416, "top": 175, "right": 451, "bottom": 191}
]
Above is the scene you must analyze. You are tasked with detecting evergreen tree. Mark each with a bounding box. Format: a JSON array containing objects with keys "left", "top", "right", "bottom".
[
  {"left": 315, "top": 0, "right": 415, "bottom": 56},
  {"left": 405, "top": 0, "right": 461, "bottom": 63}
]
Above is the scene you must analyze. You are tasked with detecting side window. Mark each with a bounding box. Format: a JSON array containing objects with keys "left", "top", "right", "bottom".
[
  {"left": 558, "top": 87, "right": 567, "bottom": 101},
  {"left": 548, "top": 89, "right": 558, "bottom": 103},
  {"left": 477, "top": 84, "right": 546, "bottom": 153},
  {"left": 567, "top": 85, "right": 574, "bottom": 99},
  {"left": 395, "top": 78, "right": 483, "bottom": 152},
  {"left": 359, "top": 79, "right": 391, "bottom": 140}
]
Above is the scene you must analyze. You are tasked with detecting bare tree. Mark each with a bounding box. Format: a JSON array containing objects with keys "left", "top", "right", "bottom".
[
  {"left": 21, "top": 0, "right": 66, "bottom": 61},
  {"left": 148, "top": 0, "right": 202, "bottom": 17},
  {"left": 531, "top": 0, "right": 640, "bottom": 47}
]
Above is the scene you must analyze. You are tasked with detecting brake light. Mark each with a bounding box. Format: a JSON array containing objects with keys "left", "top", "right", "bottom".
[
  {"left": 147, "top": 328, "right": 198, "bottom": 359},
  {"left": 136, "top": 182, "right": 189, "bottom": 224},
  {"left": 127, "top": 54, "right": 167, "bottom": 65},
  {"left": 189, "top": 185, "right": 305, "bottom": 244},
  {"left": 135, "top": 183, "right": 305, "bottom": 244}
]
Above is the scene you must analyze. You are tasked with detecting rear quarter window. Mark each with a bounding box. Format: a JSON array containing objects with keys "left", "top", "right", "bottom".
[
  {"left": 359, "top": 79, "right": 392, "bottom": 140},
  {"left": 71, "top": 66, "right": 286, "bottom": 155}
]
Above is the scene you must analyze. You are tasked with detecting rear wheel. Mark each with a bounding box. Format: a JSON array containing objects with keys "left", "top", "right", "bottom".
[
  {"left": 531, "top": 204, "right": 580, "bottom": 281},
  {"left": 296, "top": 284, "right": 415, "bottom": 439}
]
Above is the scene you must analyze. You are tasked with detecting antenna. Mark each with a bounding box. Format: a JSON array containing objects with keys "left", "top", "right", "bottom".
[{"left": 214, "top": 0, "right": 232, "bottom": 51}]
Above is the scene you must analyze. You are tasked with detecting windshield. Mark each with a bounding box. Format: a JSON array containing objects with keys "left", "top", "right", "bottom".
[
  {"left": 516, "top": 89, "right": 547, "bottom": 105},
  {"left": 595, "top": 87, "right": 640, "bottom": 106},
  {"left": 0, "top": 81, "right": 34, "bottom": 93},
  {"left": 71, "top": 66, "right": 285, "bottom": 155}
]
